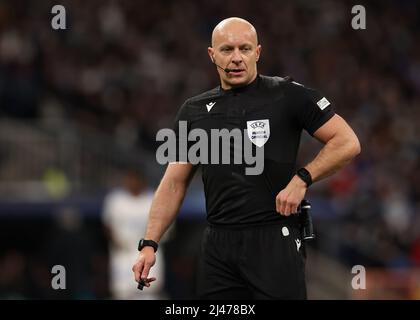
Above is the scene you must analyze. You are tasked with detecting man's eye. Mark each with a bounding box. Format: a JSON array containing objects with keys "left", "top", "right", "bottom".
[
  {"left": 241, "top": 47, "right": 251, "bottom": 51},
  {"left": 221, "top": 48, "right": 232, "bottom": 52}
]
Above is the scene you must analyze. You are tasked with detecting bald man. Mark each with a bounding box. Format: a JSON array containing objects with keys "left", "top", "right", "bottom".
[{"left": 132, "top": 17, "right": 360, "bottom": 299}]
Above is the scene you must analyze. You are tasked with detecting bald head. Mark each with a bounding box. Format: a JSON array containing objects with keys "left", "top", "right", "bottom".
[
  {"left": 211, "top": 17, "right": 258, "bottom": 48},
  {"left": 208, "top": 17, "right": 261, "bottom": 90}
]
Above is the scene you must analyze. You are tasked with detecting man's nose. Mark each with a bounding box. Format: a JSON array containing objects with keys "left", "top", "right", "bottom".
[{"left": 231, "top": 49, "right": 243, "bottom": 64}]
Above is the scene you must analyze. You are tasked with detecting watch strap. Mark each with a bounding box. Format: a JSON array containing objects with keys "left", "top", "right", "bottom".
[
  {"left": 138, "top": 238, "right": 158, "bottom": 252},
  {"left": 297, "top": 167, "right": 312, "bottom": 187}
]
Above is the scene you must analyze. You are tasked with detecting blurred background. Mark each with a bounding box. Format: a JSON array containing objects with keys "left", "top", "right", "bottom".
[{"left": 0, "top": 0, "right": 419, "bottom": 299}]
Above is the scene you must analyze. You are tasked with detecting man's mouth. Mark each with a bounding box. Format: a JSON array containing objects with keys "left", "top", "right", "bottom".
[{"left": 228, "top": 68, "right": 245, "bottom": 75}]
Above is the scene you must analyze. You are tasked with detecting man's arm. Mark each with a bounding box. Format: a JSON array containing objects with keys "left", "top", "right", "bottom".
[
  {"left": 276, "top": 114, "right": 361, "bottom": 216},
  {"left": 145, "top": 163, "right": 197, "bottom": 242},
  {"left": 132, "top": 162, "right": 197, "bottom": 286},
  {"left": 306, "top": 114, "right": 361, "bottom": 182}
]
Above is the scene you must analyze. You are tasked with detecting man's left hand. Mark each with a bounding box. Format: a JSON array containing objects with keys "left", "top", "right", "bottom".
[{"left": 276, "top": 175, "right": 307, "bottom": 216}]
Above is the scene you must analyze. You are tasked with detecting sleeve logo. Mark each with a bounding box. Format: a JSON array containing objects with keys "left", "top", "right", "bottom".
[{"left": 316, "top": 97, "right": 330, "bottom": 110}]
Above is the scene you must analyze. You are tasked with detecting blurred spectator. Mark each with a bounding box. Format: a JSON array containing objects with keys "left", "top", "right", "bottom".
[{"left": 102, "top": 168, "right": 170, "bottom": 299}]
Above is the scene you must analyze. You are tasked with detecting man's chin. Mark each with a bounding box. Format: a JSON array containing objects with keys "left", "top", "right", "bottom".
[{"left": 227, "top": 77, "right": 250, "bottom": 88}]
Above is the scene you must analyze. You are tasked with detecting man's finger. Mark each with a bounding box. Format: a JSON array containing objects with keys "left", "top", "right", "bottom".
[
  {"left": 280, "top": 200, "right": 287, "bottom": 215},
  {"left": 138, "top": 277, "right": 156, "bottom": 289},
  {"left": 289, "top": 202, "right": 298, "bottom": 215},
  {"left": 134, "top": 268, "right": 142, "bottom": 282},
  {"left": 133, "top": 261, "right": 144, "bottom": 282},
  {"left": 141, "top": 262, "right": 151, "bottom": 280},
  {"left": 144, "top": 277, "right": 157, "bottom": 287},
  {"left": 292, "top": 203, "right": 299, "bottom": 214},
  {"left": 283, "top": 202, "right": 292, "bottom": 216},
  {"left": 276, "top": 197, "right": 281, "bottom": 213}
]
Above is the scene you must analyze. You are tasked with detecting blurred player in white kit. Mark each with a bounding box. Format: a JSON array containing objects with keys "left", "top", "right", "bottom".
[{"left": 102, "top": 169, "right": 169, "bottom": 299}]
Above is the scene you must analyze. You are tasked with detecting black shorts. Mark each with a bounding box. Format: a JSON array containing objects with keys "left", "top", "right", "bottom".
[{"left": 196, "top": 221, "right": 307, "bottom": 300}]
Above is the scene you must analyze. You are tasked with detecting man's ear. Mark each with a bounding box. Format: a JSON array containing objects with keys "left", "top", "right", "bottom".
[
  {"left": 256, "top": 44, "right": 262, "bottom": 62},
  {"left": 208, "top": 47, "right": 215, "bottom": 63}
]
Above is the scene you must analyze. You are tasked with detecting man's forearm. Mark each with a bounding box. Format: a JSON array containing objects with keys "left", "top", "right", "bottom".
[
  {"left": 305, "top": 134, "right": 361, "bottom": 183},
  {"left": 144, "top": 177, "right": 188, "bottom": 243}
]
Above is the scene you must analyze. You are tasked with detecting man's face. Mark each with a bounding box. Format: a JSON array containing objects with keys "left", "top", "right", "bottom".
[
  {"left": 208, "top": 21, "right": 261, "bottom": 90},
  {"left": 124, "top": 172, "right": 144, "bottom": 195}
]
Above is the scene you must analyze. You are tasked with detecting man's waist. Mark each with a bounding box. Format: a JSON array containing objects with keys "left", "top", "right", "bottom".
[{"left": 207, "top": 214, "right": 299, "bottom": 229}]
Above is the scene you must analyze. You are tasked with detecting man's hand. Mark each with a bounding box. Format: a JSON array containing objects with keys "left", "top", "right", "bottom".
[
  {"left": 276, "top": 175, "right": 307, "bottom": 216},
  {"left": 132, "top": 247, "right": 157, "bottom": 288}
]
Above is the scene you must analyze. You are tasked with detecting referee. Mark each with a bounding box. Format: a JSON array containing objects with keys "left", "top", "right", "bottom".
[{"left": 132, "top": 17, "right": 361, "bottom": 299}]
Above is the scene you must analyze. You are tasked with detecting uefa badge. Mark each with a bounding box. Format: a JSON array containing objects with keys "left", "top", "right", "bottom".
[{"left": 247, "top": 119, "right": 270, "bottom": 147}]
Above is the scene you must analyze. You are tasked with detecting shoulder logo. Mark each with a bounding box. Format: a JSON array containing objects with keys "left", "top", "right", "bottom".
[
  {"left": 247, "top": 119, "right": 270, "bottom": 147},
  {"left": 206, "top": 101, "right": 216, "bottom": 112},
  {"left": 316, "top": 97, "right": 330, "bottom": 110}
]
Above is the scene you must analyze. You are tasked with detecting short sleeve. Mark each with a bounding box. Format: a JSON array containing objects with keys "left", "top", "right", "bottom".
[
  {"left": 295, "top": 85, "right": 335, "bottom": 136},
  {"left": 172, "top": 100, "right": 192, "bottom": 162}
]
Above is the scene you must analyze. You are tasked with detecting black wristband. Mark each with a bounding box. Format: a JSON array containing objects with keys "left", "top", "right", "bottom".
[
  {"left": 138, "top": 238, "right": 158, "bottom": 252},
  {"left": 296, "top": 168, "right": 312, "bottom": 187}
]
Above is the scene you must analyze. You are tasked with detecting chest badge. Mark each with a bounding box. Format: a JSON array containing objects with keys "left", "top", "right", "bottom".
[{"left": 247, "top": 119, "right": 270, "bottom": 147}]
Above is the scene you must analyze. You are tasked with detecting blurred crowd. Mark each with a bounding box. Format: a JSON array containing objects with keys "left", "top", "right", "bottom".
[{"left": 1, "top": 0, "right": 420, "bottom": 298}]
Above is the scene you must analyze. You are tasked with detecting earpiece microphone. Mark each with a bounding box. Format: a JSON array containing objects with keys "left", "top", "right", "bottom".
[
  {"left": 211, "top": 58, "right": 232, "bottom": 73},
  {"left": 215, "top": 63, "right": 232, "bottom": 73}
]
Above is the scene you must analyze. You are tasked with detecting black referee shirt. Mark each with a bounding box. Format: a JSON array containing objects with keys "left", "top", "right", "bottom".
[{"left": 173, "top": 75, "right": 335, "bottom": 226}]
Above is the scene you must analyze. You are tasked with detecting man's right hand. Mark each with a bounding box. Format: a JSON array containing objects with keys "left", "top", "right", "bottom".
[
  {"left": 131, "top": 163, "right": 196, "bottom": 288},
  {"left": 132, "top": 246, "right": 156, "bottom": 288}
]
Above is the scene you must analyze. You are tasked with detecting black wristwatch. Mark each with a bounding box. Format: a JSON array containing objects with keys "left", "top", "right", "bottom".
[
  {"left": 138, "top": 238, "right": 158, "bottom": 252},
  {"left": 296, "top": 168, "right": 312, "bottom": 187}
]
